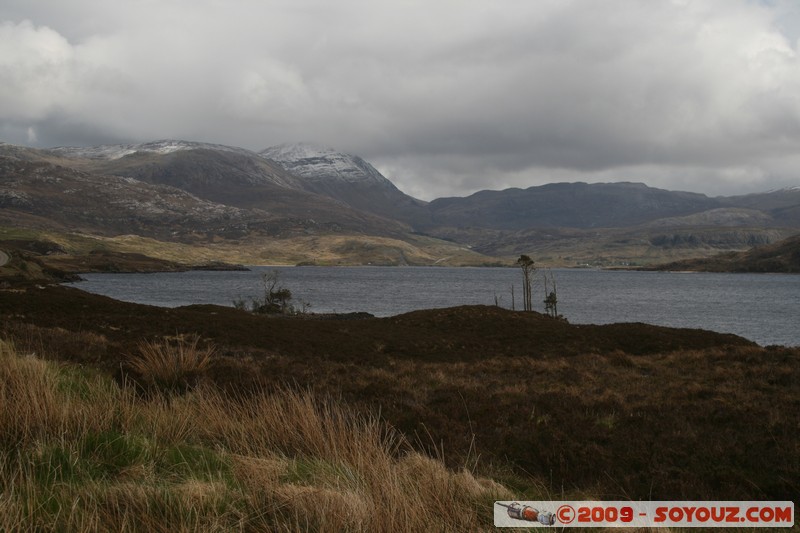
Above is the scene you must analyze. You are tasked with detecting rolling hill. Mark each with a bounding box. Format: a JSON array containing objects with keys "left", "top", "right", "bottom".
[
  {"left": 425, "top": 181, "right": 723, "bottom": 230},
  {"left": 648, "top": 233, "right": 800, "bottom": 272}
]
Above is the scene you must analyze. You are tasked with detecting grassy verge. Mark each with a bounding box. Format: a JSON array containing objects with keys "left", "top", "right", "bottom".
[{"left": 0, "top": 338, "right": 515, "bottom": 532}]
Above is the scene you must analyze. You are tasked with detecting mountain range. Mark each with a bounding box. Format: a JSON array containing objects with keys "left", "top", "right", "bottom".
[{"left": 1, "top": 139, "right": 799, "bottom": 267}]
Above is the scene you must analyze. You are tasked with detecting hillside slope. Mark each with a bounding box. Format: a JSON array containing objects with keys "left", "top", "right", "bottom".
[
  {"left": 650, "top": 233, "right": 800, "bottom": 272},
  {"left": 721, "top": 187, "right": 800, "bottom": 227},
  {"left": 0, "top": 156, "right": 267, "bottom": 241}
]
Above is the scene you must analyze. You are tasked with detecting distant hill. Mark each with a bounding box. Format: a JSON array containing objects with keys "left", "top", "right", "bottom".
[
  {"left": 648, "top": 233, "right": 800, "bottom": 272},
  {"left": 419, "top": 182, "right": 799, "bottom": 263},
  {"left": 643, "top": 207, "right": 776, "bottom": 227},
  {"left": 720, "top": 188, "right": 800, "bottom": 227},
  {"left": 425, "top": 182, "right": 723, "bottom": 230}
]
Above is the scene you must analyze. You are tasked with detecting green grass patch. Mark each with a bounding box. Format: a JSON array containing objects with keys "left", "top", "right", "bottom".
[
  {"left": 157, "top": 444, "right": 235, "bottom": 486},
  {"left": 281, "top": 457, "right": 364, "bottom": 491},
  {"left": 55, "top": 364, "right": 112, "bottom": 402},
  {"left": 79, "top": 430, "right": 150, "bottom": 481},
  {"left": 26, "top": 431, "right": 149, "bottom": 486}
]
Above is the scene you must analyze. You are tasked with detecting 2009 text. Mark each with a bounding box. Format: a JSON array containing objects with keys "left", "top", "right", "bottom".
[{"left": 494, "top": 500, "right": 795, "bottom": 528}]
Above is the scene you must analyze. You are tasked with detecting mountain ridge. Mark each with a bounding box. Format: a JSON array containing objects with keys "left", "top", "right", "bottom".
[
  {"left": 426, "top": 181, "right": 724, "bottom": 230},
  {"left": 48, "top": 139, "right": 258, "bottom": 160},
  {"left": 3, "top": 139, "right": 799, "bottom": 267}
]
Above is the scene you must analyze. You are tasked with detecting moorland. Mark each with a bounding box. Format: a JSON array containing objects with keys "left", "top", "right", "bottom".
[{"left": 1, "top": 271, "right": 798, "bottom": 530}]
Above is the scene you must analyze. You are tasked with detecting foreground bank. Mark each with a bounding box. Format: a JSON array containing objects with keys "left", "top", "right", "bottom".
[
  {"left": 1, "top": 339, "right": 512, "bottom": 531},
  {"left": 0, "top": 284, "right": 797, "bottom": 524}
]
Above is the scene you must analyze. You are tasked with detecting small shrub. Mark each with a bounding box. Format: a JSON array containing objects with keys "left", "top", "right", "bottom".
[
  {"left": 128, "top": 335, "right": 214, "bottom": 394},
  {"left": 234, "top": 270, "right": 311, "bottom": 315}
]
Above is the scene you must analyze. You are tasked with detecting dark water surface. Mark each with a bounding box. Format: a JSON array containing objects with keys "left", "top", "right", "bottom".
[{"left": 67, "top": 267, "right": 800, "bottom": 346}]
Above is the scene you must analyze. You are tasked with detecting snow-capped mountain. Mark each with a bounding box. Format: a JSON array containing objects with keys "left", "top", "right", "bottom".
[
  {"left": 260, "top": 143, "right": 429, "bottom": 224},
  {"left": 2, "top": 141, "right": 412, "bottom": 238},
  {"left": 261, "top": 143, "right": 393, "bottom": 187}
]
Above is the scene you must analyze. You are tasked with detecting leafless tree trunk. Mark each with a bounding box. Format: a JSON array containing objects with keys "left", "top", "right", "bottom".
[{"left": 516, "top": 255, "right": 536, "bottom": 311}]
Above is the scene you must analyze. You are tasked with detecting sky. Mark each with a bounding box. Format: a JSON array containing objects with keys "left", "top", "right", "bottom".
[{"left": 2, "top": 0, "right": 800, "bottom": 200}]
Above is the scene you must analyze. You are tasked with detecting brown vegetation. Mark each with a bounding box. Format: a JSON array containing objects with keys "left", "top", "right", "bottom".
[
  {"left": 128, "top": 335, "right": 215, "bottom": 393},
  {"left": 1, "top": 283, "right": 797, "bottom": 505},
  {"left": 0, "top": 338, "right": 511, "bottom": 531}
]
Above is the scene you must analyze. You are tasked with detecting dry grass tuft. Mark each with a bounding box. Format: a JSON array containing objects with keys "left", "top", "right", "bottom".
[
  {"left": 128, "top": 334, "right": 214, "bottom": 393},
  {"left": 0, "top": 339, "right": 119, "bottom": 449}
]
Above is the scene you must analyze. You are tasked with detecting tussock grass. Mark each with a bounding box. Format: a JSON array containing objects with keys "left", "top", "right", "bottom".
[
  {"left": 0, "top": 337, "right": 514, "bottom": 531},
  {"left": 128, "top": 335, "right": 214, "bottom": 393}
]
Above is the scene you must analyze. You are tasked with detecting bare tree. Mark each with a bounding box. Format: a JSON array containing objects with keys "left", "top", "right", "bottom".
[{"left": 516, "top": 255, "right": 536, "bottom": 311}]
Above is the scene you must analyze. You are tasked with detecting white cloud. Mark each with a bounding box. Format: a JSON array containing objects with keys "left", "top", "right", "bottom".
[
  {"left": 0, "top": 20, "right": 74, "bottom": 120},
  {"left": 1, "top": 0, "right": 799, "bottom": 197}
]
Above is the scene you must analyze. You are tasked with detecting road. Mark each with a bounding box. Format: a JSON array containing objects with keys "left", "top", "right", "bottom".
[{"left": 0, "top": 250, "right": 9, "bottom": 267}]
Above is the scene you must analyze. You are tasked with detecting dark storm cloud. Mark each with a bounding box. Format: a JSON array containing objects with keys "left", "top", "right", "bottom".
[{"left": 2, "top": 0, "right": 800, "bottom": 199}]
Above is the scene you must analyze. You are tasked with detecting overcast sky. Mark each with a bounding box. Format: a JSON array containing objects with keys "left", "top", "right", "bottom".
[{"left": 2, "top": 0, "right": 800, "bottom": 200}]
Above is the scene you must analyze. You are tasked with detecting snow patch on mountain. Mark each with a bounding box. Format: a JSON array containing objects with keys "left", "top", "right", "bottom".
[
  {"left": 49, "top": 140, "right": 257, "bottom": 160},
  {"left": 260, "top": 142, "right": 395, "bottom": 188},
  {"left": 260, "top": 142, "right": 340, "bottom": 162}
]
